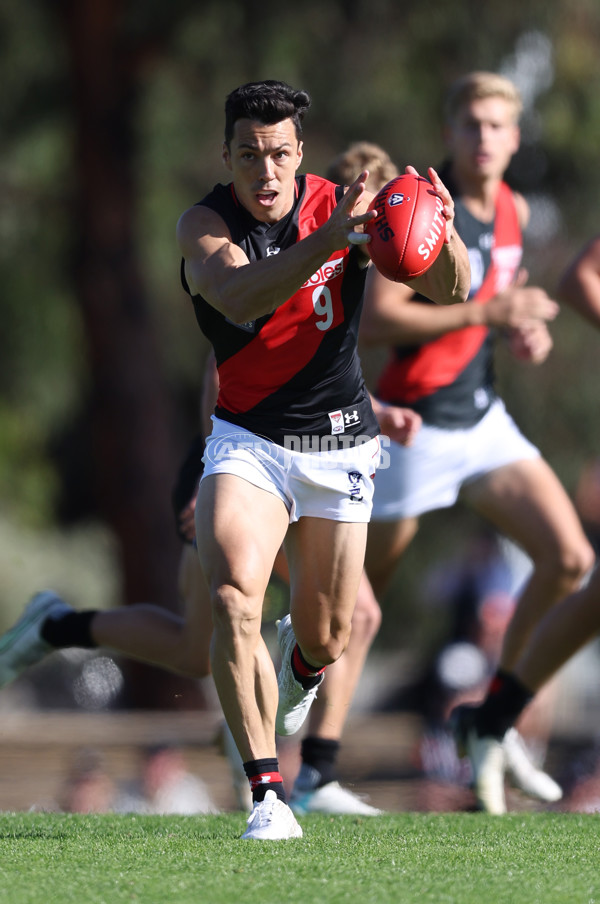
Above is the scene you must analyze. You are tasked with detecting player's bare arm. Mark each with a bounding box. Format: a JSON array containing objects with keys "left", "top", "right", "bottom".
[
  {"left": 360, "top": 266, "right": 484, "bottom": 347},
  {"left": 405, "top": 166, "right": 471, "bottom": 306},
  {"left": 361, "top": 262, "right": 558, "bottom": 348},
  {"left": 177, "top": 173, "right": 376, "bottom": 325},
  {"left": 484, "top": 282, "right": 559, "bottom": 329}
]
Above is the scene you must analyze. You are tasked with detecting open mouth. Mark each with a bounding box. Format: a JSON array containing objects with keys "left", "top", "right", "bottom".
[{"left": 256, "top": 190, "right": 277, "bottom": 206}]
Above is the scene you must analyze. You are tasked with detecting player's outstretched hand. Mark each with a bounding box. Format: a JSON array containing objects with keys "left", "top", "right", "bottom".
[
  {"left": 327, "top": 170, "right": 377, "bottom": 249},
  {"left": 404, "top": 165, "right": 457, "bottom": 245}
]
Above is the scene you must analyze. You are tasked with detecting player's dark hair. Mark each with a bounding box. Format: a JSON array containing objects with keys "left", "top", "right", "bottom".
[{"left": 224, "top": 80, "right": 311, "bottom": 146}]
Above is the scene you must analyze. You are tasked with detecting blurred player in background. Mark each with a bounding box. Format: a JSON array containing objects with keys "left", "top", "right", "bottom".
[
  {"left": 451, "top": 234, "right": 600, "bottom": 812},
  {"left": 359, "top": 71, "right": 594, "bottom": 812}
]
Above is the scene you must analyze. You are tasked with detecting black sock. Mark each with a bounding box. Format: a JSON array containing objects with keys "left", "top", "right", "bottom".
[
  {"left": 243, "top": 758, "right": 286, "bottom": 803},
  {"left": 41, "top": 611, "right": 98, "bottom": 649},
  {"left": 474, "top": 668, "right": 534, "bottom": 739},
  {"left": 298, "top": 736, "right": 340, "bottom": 788},
  {"left": 291, "top": 645, "right": 326, "bottom": 690}
]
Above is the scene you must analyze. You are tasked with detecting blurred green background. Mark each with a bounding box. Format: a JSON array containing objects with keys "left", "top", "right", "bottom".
[{"left": 1, "top": 0, "right": 600, "bottom": 696}]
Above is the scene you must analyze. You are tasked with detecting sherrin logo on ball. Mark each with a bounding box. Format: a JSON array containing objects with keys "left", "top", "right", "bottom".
[
  {"left": 388, "top": 192, "right": 408, "bottom": 206},
  {"left": 364, "top": 173, "right": 446, "bottom": 282}
]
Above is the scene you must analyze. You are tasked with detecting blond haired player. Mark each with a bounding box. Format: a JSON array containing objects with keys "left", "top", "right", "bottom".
[{"left": 360, "top": 71, "right": 594, "bottom": 812}]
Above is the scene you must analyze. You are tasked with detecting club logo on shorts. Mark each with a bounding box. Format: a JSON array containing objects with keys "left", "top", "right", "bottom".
[{"left": 347, "top": 470, "right": 364, "bottom": 503}]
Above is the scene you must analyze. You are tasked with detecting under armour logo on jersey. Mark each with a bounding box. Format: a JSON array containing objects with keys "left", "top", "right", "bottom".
[
  {"left": 344, "top": 410, "right": 360, "bottom": 426},
  {"left": 347, "top": 470, "right": 364, "bottom": 503},
  {"left": 266, "top": 245, "right": 281, "bottom": 256}
]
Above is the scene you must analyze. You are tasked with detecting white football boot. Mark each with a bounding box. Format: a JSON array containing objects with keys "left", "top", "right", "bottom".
[
  {"left": 452, "top": 705, "right": 507, "bottom": 814},
  {"left": 241, "top": 790, "right": 303, "bottom": 840},
  {"left": 503, "top": 728, "right": 563, "bottom": 803},
  {"left": 290, "top": 780, "right": 382, "bottom": 816},
  {"left": 275, "top": 615, "right": 323, "bottom": 736}
]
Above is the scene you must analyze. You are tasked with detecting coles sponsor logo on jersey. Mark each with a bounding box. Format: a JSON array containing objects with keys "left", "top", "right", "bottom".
[{"left": 302, "top": 256, "right": 345, "bottom": 289}]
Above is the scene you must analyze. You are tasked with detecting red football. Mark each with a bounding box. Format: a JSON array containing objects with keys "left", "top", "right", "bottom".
[{"left": 364, "top": 173, "right": 446, "bottom": 281}]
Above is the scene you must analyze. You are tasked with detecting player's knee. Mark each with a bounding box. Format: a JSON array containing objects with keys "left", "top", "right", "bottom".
[
  {"left": 565, "top": 538, "right": 596, "bottom": 584},
  {"left": 211, "top": 584, "right": 262, "bottom": 638},
  {"left": 543, "top": 537, "right": 595, "bottom": 587},
  {"left": 302, "top": 624, "right": 351, "bottom": 666},
  {"left": 351, "top": 591, "right": 382, "bottom": 642}
]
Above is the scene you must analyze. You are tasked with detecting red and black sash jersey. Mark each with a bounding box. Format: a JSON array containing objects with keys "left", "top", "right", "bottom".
[
  {"left": 376, "top": 177, "right": 522, "bottom": 428},
  {"left": 182, "top": 174, "right": 379, "bottom": 446}
]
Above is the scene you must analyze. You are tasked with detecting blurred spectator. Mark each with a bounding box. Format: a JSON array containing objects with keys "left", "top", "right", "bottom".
[
  {"left": 114, "top": 743, "right": 218, "bottom": 815},
  {"left": 57, "top": 747, "right": 116, "bottom": 814}
]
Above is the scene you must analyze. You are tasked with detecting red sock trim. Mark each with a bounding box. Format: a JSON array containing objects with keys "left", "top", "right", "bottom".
[
  {"left": 249, "top": 771, "right": 284, "bottom": 792},
  {"left": 292, "top": 644, "right": 327, "bottom": 678}
]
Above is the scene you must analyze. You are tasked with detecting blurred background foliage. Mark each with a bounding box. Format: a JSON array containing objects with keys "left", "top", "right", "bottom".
[{"left": 1, "top": 0, "right": 600, "bottom": 674}]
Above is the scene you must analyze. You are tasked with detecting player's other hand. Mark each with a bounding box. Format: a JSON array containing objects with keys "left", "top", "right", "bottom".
[
  {"left": 377, "top": 404, "right": 422, "bottom": 447},
  {"left": 506, "top": 320, "right": 553, "bottom": 364},
  {"left": 486, "top": 269, "right": 559, "bottom": 328},
  {"left": 178, "top": 493, "right": 198, "bottom": 544}
]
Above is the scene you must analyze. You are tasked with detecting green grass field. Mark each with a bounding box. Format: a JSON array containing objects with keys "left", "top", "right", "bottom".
[{"left": 1, "top": 811, "right": 598, "bottom": 904}]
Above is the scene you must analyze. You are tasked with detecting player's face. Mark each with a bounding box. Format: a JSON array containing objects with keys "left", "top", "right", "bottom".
[
  {"left": 223, "top": 118, "right": 303, "bottom": 223},
  {"left": 446, "top": 96, "right": 520, "bottom": 183}
]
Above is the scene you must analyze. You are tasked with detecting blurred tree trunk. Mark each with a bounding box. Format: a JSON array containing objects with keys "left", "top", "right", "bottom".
[{"left": 55, "top": 0, "right": 201, "bottom": 708}]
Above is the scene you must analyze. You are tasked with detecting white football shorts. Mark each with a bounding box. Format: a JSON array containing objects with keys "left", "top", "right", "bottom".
[
  {"left": 202, "top": 416, "right": 381, "bottom": 524},
  {"left": 372, "top": 398, "right": 540, "bottom": 521}
]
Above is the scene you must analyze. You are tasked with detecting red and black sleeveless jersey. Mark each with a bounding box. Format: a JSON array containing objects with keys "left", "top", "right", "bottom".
[
  {"left": 182, "top": 174, "right": 379, "bottom": 446},
  {"left": 376, "top": 177, "right": 522, "bottom": 428}
]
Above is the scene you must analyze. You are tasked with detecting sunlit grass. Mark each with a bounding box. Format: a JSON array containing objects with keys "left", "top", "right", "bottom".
[{"left": 0, "top": 811, "right": 598, "bottom": 904}]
